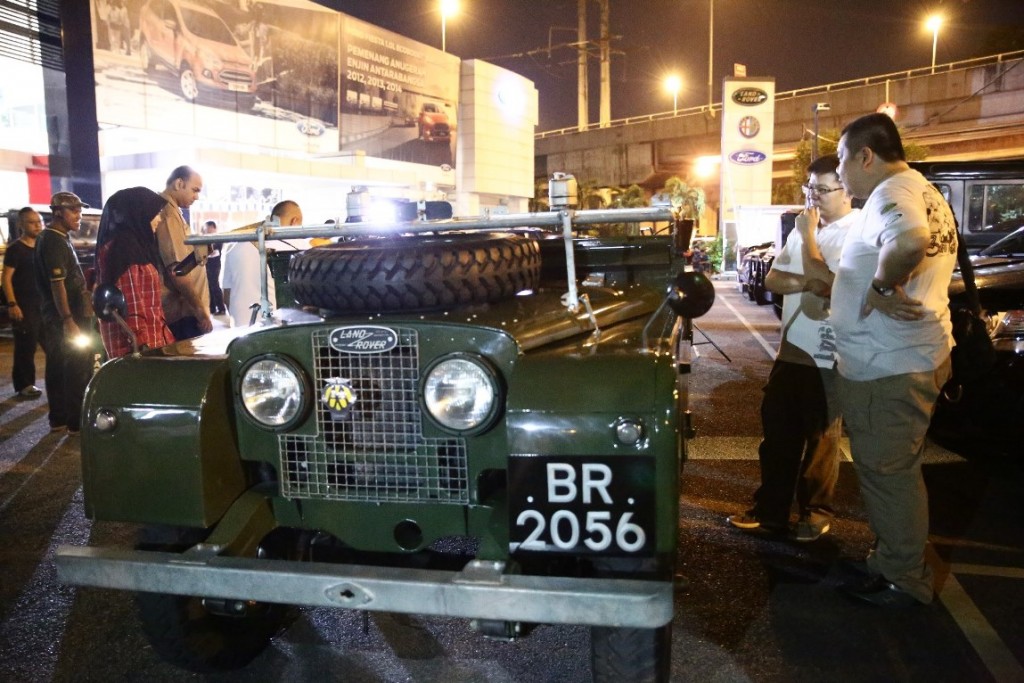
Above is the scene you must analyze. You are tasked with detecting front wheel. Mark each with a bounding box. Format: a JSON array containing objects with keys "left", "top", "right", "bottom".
[
  {"left": 591, "top": 624, "right": 671, "bottom": 683},
  {"left": 179, "top": 64, "right": 199, "bottom": 102},
  {"left": 134, "top": 526, "right": 299, "bottom": 673}
]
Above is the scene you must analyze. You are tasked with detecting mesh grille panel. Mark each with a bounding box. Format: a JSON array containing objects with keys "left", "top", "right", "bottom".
[{"left": 279, "top": 328, "right": 468, "bottom": 503}]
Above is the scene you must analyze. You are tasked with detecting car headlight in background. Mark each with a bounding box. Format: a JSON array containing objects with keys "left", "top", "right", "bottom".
[
  {"left": 423, "top": 354, "right": 501, "bottom": 433},
  {"left": 240, "top": 355, "right": 308, "bottom": 429}
]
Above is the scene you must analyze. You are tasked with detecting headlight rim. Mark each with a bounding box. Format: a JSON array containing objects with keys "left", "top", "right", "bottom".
[
  {"left": 237, "top": 353, "right": 311, "bottom": 432},
  {"left": 421, "top": 352, "right": 503, "bottom": 436}
]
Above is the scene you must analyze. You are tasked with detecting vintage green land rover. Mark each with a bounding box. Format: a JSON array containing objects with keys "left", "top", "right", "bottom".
[{"left": 55, "top": 200, "right": 714, "bottom": 682}]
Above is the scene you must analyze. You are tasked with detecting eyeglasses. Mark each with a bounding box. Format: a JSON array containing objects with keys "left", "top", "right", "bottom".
[{"left": 801, "top": 184, "right": 844, "bottom": 196}]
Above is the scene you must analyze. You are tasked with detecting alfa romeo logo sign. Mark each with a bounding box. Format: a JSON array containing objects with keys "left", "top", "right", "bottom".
[{"left": 738, "top": 116, "right": 760, "bottom": 138}]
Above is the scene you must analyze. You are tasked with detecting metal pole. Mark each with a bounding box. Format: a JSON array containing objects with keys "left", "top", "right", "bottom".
[
  {"left": 707, "top": 0, "right": 714, "bottom": 115},
  {"left": 931, "top": 28, "right": 938, "bottom": 74},
  {"left": 442, "top": 15, "right": 447, "bottom": 52},
  {"left": 812, "top": 107, "right": 820, "bottom": 161},
  {"left": 673, "top": 92, "right": 678, "bottom": 116}
]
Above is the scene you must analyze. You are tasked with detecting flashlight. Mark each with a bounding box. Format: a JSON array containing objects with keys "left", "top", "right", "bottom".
[{"left": 71, "top": 333, "right": 92, "bottom": 349}]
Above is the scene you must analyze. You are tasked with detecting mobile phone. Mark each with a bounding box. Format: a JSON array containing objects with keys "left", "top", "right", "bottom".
[{"left": 172, "top": 251, "right": 199, "bottom": 276}]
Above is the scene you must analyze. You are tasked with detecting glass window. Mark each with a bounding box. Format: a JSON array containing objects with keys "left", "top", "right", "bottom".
[{"left": 966, "top": 182, "right": 1024, "bottom": 234}]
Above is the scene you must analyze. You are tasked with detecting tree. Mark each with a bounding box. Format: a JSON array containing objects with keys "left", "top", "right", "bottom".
[{"left": 660, "top": 176, "right": 706, "bottom": 223}]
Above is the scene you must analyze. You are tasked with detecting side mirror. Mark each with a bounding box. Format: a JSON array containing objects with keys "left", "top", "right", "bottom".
[
  {"left": 93, "top": 284, "right": 127, "bottom": 321},
  {"left": 667, "top": 271, "right": 715, "bottom": 319},
  {"left": 92, "top": 284, "right": 140, "bottom": 355}
]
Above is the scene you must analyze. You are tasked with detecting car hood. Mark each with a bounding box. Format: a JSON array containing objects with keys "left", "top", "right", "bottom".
[
  {"left": 154, "top": 285, "right": 665, "bottom": 358},
  {"left": 949, "top": 254, "right": 1024, "bottom": 311}
]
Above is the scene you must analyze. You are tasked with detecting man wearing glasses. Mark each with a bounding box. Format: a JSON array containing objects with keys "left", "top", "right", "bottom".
[{"left": 728, "top": 154, "right": 856, "bottom": 542}]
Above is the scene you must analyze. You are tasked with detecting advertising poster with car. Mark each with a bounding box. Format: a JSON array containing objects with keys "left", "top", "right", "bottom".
[
  {"left": 90, "top": 0, "right": 340, "bottom": 155},
  {"left": 339, "top": 15, "right": 460, "bottom": 168},
  {"left": 89, "top": 1, "right": 458, "bottom": 168}
]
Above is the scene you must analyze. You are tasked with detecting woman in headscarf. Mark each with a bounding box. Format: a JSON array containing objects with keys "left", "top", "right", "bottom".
[{"left": 95, "top": 187, "right": 175, "bottom": 358}]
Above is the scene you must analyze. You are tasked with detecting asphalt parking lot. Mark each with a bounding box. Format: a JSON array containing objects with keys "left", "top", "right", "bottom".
[{"left": 1, "top": 280, "right": 1022, "bottom": 682}]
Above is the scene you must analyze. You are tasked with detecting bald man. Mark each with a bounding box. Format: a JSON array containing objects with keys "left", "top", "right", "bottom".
[{"left": 221, "top": 200, "right": 302, "bottom": 326}]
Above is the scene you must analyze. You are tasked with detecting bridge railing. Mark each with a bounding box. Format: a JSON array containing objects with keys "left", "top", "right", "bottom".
[{"left": 535, "top": 49, "right": 1024, "bottom": 140}]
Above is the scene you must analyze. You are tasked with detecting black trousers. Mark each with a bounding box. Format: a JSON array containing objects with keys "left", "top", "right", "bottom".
[
  {"left": 751, "top": 359, "right": 841, "bottom": 526},
  {"left": 207, "top": 260, "right": 224, "bottom": 314},
  {"left": 40, "top": 317, "right": 94, "bottom": 430},
  {"left": 11, "top": 308, "right": 44, "bottom": 393}
]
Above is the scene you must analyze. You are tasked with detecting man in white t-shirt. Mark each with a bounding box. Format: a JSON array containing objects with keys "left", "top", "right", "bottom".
[
  {"left": 728, "top": 155, "right": 856, "bottom": 542},
  {"left": 828, "top": 113, "right": 956, "bottom": 607},
  {"left": 221, "top": 200, "right": 302, "bottom": 326}
]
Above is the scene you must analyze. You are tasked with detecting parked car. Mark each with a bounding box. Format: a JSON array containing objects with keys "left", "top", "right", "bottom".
[
  {"left": 417, "top": 101, "right": 451, "bottom": 142},
  {"left": 911, "top": 159, "right": 1024, "bottom": 252},
  {"left": 139, "top": 0, "right": 257, "bottom": 108},
  {"left": 933, "top": 226, "right": 1024, "bottom": 458},
  {"left": 55, "top": 204, "right": 714, "bottom": 681},
  {"left": 737, "top": 240, "right": 775, "bottom": 306}
]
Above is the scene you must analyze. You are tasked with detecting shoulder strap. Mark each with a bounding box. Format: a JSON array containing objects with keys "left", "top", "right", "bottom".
[{"left": 953, "top": 213, "right": 982, "bottom": 316}]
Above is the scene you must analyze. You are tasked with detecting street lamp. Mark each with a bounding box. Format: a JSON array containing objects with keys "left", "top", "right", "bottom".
[
  {"left": 812, "top": 102, "right": 830, "bottom": 161},
  {"left": 926, "top": 14, "right": 943, "bottom": 74},
  {"left": 440, "top": 0, "right": 458, "bottom": 53},
  {"left": 665, "top": 74, "right": 682, "bottom": 116}
]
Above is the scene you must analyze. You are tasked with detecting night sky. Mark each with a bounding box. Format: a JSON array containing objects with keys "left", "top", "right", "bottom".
[{"left": 318, "top": 0, "right": 1024, "bottom": 131}]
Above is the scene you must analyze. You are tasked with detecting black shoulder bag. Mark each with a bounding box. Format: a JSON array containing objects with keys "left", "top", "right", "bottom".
[{"left": 944, "top": 227, "right": 996, "bottom": 400}]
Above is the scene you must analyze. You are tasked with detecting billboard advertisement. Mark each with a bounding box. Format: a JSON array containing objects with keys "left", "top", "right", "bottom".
[
  {"left": 90, "top": 0, "right": 458, "bottom": 167},
  {"left": 339, "top": 15, "right": 459, "bottom": 167}
]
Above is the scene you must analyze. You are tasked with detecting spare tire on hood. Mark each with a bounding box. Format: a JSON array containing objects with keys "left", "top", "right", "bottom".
[{"left": 288, "top": 232, "right": 541, "bottom": 314}]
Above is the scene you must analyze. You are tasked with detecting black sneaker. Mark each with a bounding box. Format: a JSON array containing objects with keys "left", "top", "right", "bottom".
[
  {"left": 792, "top": 516, "right": 831, "bottom": 542},
  {"left": 839, "top": 575, "right": 927, "bottom": 608},
  {"left": 727, "top": 511, "right": 787, "bottom": 534}
]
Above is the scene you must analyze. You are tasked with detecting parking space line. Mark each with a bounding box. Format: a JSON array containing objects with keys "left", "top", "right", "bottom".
[
  {"left": 949, "top": 564, "right": 1024, "bottom": 579},
  {"left": 938, "top": 572, "right": 1024, "bottom": 681},
  {"left": 715, "top": 288, "right": 778, "bottom": 359}
]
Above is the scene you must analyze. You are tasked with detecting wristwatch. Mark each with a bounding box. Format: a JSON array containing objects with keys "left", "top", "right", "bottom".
[{"left": 871, "top": 281, "right": 896, "bottom": 297}]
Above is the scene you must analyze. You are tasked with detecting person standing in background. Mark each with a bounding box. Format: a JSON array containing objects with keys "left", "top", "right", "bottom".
[
  {"left": 155, "top": 165, "right": 210, "bottom": 341},
  {"left": 33, "top": 192, "right": 94, "bottom": 435},
  {"left": 203, "top": 220, "right": 225, "bottom": 315},
  {"left": 221, "top": 200, "right": 301, "bottom": 327},
  {"left": 3, "top": 208, "right": 46, "bottom": 399},
  {"left": 94, "top": 187, "right": 175, "bottom": 358}
]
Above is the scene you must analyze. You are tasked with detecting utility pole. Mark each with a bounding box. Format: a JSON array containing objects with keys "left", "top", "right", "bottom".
[
  {"left": 577, "top": 0, "right": 588, "bottom": 131},
  {"left": 707, "top": 0, "right": 714, "bottom": 116},
  {"left": 598, "top": 0, "right": 610, "bottom": 127}
]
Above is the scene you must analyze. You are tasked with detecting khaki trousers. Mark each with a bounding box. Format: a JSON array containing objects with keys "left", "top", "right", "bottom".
[{"left": 837, "top": 357, "right": 951, "bottom": 604}]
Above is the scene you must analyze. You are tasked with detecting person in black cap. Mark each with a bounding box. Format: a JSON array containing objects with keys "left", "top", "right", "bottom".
[{"left": 33, "top": 191, "right": 94, "bottom": 435}]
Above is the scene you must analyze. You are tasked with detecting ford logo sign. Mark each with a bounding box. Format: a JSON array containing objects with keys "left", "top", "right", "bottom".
[
  {"left": 732, "top": 88, "right": 768, "bottom": 106},
  {"left": 729, "top": 150, "right": 767, "bottom": 165},
  {"left": 329, "top": 325, "right": 399, "bottom": 353}
]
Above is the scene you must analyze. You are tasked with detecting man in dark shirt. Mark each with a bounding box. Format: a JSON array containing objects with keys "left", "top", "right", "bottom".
[
  {"left": 203, "top": 220, "right": 224, "bottom": 315},
  {"left": 2, "top": 207, "right": 46, "bottom": 398},
  {"left": 33, "top": 192, "right": 94, "bottom": 434}
]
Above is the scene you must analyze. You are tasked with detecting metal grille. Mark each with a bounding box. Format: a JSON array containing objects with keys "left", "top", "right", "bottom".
[
  {"left": 279, "top": 328, "right": 468, "bottom": 504},
  {"left": 218, "top": 69, "right": 254, "bottom": 86}
]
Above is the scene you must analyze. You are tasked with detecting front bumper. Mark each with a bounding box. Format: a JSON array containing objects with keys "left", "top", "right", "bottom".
[{"left": 55, "top": 546, "right": 673, "bottom": 628}]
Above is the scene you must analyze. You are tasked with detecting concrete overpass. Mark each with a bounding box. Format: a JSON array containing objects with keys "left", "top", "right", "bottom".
[{"left": 534, "top": 50, "right": 1024, "bottom": 200}]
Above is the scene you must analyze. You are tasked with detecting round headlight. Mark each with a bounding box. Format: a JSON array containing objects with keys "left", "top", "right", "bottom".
[
  {"left": 240, "top": 356, "right": 306, "bottom": 429},
  {"left": 423, "top": 355, "right": 499, "bottom": 432}
]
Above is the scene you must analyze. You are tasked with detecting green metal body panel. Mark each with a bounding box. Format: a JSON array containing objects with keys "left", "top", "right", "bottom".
[{"left": 80, "top": 355, "right": 246, "bottom": 527}]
